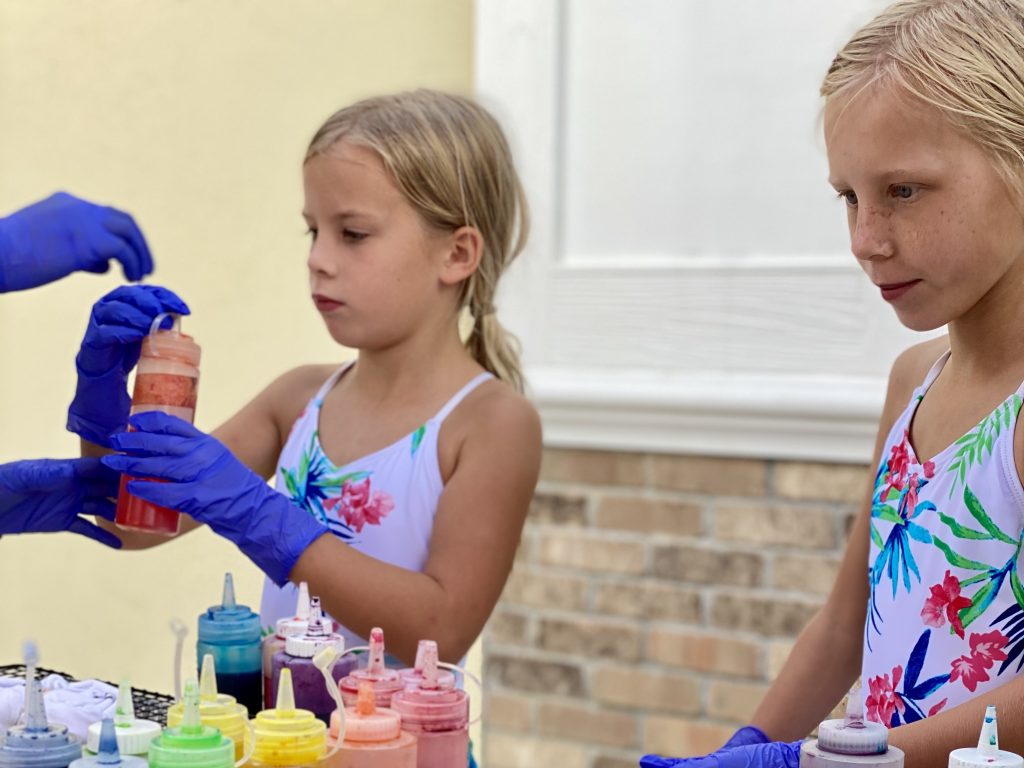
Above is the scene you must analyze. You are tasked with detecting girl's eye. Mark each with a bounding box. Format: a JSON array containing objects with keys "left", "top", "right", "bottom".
[
  {"left": 889, "top": 184, "right": 915, "bottom": 199},
  {"left": 837, "top": 190, "right": 858, "bottom": 207},
  {"left": 343, "top": 229, "right": 368, "bottom": 242},
  {"left": 305, "top": 227, "right": 318, "bottom": 241}
]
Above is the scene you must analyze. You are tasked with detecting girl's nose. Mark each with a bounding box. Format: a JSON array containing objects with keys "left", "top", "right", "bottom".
[{"left": 850, "top": 206, "right": 895, "bottom": 262}]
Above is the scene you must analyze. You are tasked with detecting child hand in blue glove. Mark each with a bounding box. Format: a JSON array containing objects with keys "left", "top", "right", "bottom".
[{"left": 67, "top": 284, "right": 189, "bottom": 447}]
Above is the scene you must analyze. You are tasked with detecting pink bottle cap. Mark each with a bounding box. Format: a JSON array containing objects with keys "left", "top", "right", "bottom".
[
  {"left": 398, "top": 640, "right": 456, "bottom": 690},
  {"left": 339, "top": 628, "right": 403, "bottom": 705},
  {"left": 390, "top": 640, "right": 468, "bottom": 731},
  {"left": 333, "top": 681, "right": 402, "bottom": 743}
]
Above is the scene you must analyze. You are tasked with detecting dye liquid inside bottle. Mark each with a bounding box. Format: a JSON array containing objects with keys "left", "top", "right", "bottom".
[
  {"left": 115, "top": 312, "right": 201, "bottom": 536},
  {"left": 197, "top": 573, "right": 263, "bottom": 717}
]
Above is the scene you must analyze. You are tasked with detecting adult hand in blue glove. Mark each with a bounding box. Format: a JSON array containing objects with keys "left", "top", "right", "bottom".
[
  {"left": 0, "top": 192, "right": 154, "bottom": 292},
  {"left": 102, "top": 412, "right": 329, "bottom": 585},
  {"left": 67, "top": 285, "right": 189, "bottom": 447},
  {"left": 640, "top": 739, "right": 801, "bottom": 768},
  {"left": 0, "top": 458, "right": 121, "bottom": 548}
]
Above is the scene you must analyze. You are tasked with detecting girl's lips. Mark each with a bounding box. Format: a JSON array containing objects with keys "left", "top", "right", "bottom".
[
  {"left": 313, "top": 294, "right": 344, "bottom": 312},
  {"left": 878, "top": 279, "right": 921, "bottom": 302}
]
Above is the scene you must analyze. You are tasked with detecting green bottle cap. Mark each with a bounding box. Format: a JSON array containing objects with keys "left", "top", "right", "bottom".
[{"left": 147, "top": 680, "right": 233, "bottom": 768}]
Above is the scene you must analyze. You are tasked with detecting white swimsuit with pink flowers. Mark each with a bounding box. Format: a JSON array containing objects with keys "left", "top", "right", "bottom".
[
  {"left": 259, "top": 363, "right": 493, "bottom": 649},
  {"left": 862, "top": 350, "right": 1024, "bottom": 726}
]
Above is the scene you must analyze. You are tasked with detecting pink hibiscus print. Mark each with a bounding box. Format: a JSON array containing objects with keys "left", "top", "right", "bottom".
[
  {"left": 950, "top": 653, "right": 990, "bottom": 692},
  {"left": 866, "top": 666, "right": 904, "bottom": 725},
  {"left": 326, "top": 477, "right": 395, "bottom": 533},
  {"left": 950, "top": 630, "right": 1008, "bottom": 692},
  {"left": 884, "top": 435, "right": 912, "bottom": 495},
  {"left": 920, "top": 570, "right": 972, "bottom": 638},
  {"left": 969, "top": 630, "right": 1008, "bottom": 670}
]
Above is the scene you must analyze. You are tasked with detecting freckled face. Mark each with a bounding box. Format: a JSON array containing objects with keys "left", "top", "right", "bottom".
[{"left": 825, "top": 84, "right": 1024, "bottom": 331}]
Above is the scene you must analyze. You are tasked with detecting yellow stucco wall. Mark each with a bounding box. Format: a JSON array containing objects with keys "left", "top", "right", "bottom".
[{"left": 0, "top": 0, "right": 474, "bottom": 701}]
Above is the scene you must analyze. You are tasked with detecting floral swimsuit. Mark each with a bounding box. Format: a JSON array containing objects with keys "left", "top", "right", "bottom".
[
  {"left": 259, "top": 363, "right": 494, "bottom": 649},
  {"left": 863, "top": 350, "right": 1024, "bottom": 725}
]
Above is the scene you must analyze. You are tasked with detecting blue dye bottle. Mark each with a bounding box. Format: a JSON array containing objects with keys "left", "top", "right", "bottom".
[
  {"left": 197, "top": 573, "right": 263, "bottom": 717},
  {"left": 0, "top": 642, "right": 82, "bottom": 768}
]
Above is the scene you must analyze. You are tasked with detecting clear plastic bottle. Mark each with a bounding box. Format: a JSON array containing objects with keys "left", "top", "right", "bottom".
[
  {"left": 338, "top": 628, "right": 404, "bottom": 709},
  {"left": 391, "top": 641, "right": 468, "bottom": 768},
  {"left": 270, "top": 597, "right": 357, "bottom": 725},
  {"left": 264, "top": 583, "right": 311, "bottom": 709},
  {"left": 114, "top": 313, "right": 201, "bottom": 536}
]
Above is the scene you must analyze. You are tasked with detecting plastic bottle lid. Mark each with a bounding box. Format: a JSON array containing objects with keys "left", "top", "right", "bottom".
[
  {"left": 813, "top": 689, "right": 889, "bottom": 756},
  {"left": 143, "top": 314, "right": 201, "bottom": 366},
  {"left": 949, "top": 706, "right": 1024, "bottom": 768},
  {"left": 337, "top": 681, "right": 402, "bottom": 743},
  {"left": 197, "top": 573, "right": 261, "bottom": 645},
  {"left": 391, "top": 640, "right": 468, "bottom": 730},
  {"left": 147, "top": 680, "right": 234, "bottom": 768},
  {"left": 275, "top": 583, "right": 311, "bottom": 640},
  {"left": 398, "top": 640, "right": 456, "bottom": 690},
  {"left": 0, "top": 643, "right": 83, "bottom": 768},
  {"left": 87, "top": 681, "right": 161, "bottom": 756},
  {"left": 71, "top": 719, "right": 148, "bottom": 767},
  {"left": 340, "top": 627, "right": 403, "bottom": 701},
  {"left": 251, "top": 668, "right": 326, "bottom": 766},
  {"left": 284, "top": 597, "right": 345, "bottom": 658},
  {"left": 166, "top": 656, "right": 247, "bottom": 748}
]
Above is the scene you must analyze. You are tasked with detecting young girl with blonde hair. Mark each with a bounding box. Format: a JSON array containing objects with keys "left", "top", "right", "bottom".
[
  {"left": 69, "top": 91, "right": 541, "bottom": 714},
  {"left": 644, "top": 1, "right": 1024, "bottom": 766}
]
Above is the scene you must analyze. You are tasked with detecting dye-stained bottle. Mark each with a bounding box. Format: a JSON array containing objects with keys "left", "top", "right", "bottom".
[{"left": 115, "top": 312, "right": 201, "bottom": 536}]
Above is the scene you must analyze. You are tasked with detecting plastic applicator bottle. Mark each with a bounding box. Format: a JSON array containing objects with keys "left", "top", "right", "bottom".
[
  {"left": 85, "top": 680, "right": 160, "bottom": 759},
  {"left": 0, "top": 641, "right": 82, "bottom": 768},
  {"left": 263, "top": 582, "right": 311, "bottom": 708},
  {"left": 339, "top": 628, "right": 404, "bottom": 708},
  {"left": 70, "top": 719, "right": 146, "bottom": 768},
  {"left": 167, "top": 655, "right": 250, "bottom": 763},
  {"left": 249, "top": 668, "right": 327, "bottom": 767},
  {"left": 948, "top": 706, "right": 1023, "bottom": 768},
  {"left": 799, "top": 689, "right": 904, "bottom": 766},
  {"left": 197, "top": 573, "right": 262, "bottom": 717},
  {"left": 147, "top": 679, "right": 235, "bottom": 768}
]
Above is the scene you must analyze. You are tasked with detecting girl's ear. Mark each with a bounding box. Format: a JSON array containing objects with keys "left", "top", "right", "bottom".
[{"left": 439, "top": 226, "right": 484, "bottom": 286}]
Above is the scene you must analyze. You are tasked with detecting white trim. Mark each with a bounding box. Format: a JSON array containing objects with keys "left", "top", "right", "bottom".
[
  {"left": 477, "top": 0, "right": 913, "bottom": 464},
  {"left": 529, "top": 367, "right": 882, "bottom": 463}
]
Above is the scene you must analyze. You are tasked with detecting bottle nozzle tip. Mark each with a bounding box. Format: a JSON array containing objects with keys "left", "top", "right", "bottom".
[{"left": 221, "top": 572, "right": 236, "bottom": 609}]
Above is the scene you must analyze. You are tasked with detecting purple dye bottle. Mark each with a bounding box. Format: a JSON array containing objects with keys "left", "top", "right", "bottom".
[{"left": 269, "top": 597, "right": 358, "bottom": 725}]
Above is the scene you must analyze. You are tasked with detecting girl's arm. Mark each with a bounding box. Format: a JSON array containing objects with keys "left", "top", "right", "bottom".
[
  {"left": 889, "top": 680, "right": 1024, "bottom": 768},
  {"left": 748, "top": 337, "right": 948, "bottom": 741},
  {"left": 291, "top": 384, "right": 542, "bottom": 665}
]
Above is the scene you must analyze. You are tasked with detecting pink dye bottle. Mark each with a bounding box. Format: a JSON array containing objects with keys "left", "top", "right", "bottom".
[
  {"left": 398, "top": 641, "right": 454, "bottom": 691},
  {"left": 115, "top": 313, "right": 200, "bottom": 536},
  {"left": 391, "top": 642, "right": 468, "bottom": 768},
  {"left": 339, "top": 628, "right": 404, "bottom": 708},
  {"left": 326, "top": 681, "right": 416, "bottom": 768}
]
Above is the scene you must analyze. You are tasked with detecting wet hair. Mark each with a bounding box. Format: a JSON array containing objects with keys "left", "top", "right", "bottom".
[{"left": 822, "top": 0, "right": 1024, "bottom": 202}]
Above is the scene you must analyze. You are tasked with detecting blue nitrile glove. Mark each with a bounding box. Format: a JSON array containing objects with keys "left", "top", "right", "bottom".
[
  {"left": 722, "top": 727, "right": 771, "bottom": 749},
  {"left": 0, "top": 192, "right": 154, "bottom": 292},
  {"left": 67, "top": 285, "right": 189, "bottom": 447},
  {"left": 640, "top": 739, "right": 802, "bottom": 768},
  {"left": 102, "top": 412, "right": 330, "bottom": 585},
  {"left": 0, "top": 458, "right": 121, "bottom": 548}
]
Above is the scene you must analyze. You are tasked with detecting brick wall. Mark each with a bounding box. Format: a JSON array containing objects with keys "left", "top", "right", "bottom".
[{"left": 482, "top": 448, "right": 870, "bottom": 768}]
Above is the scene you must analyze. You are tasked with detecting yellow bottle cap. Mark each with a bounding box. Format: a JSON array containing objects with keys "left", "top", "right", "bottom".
[
  {"left": 251, "top": 668, "right": 326, "bottom": 766},
  {"left": 166, "top": 656, "right": 248, "bottom": 760}
]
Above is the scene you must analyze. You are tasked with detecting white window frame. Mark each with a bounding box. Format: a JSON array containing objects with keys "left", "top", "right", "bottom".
[{"left": 476, "top": 0, "right": 922, "bottom": 464}]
